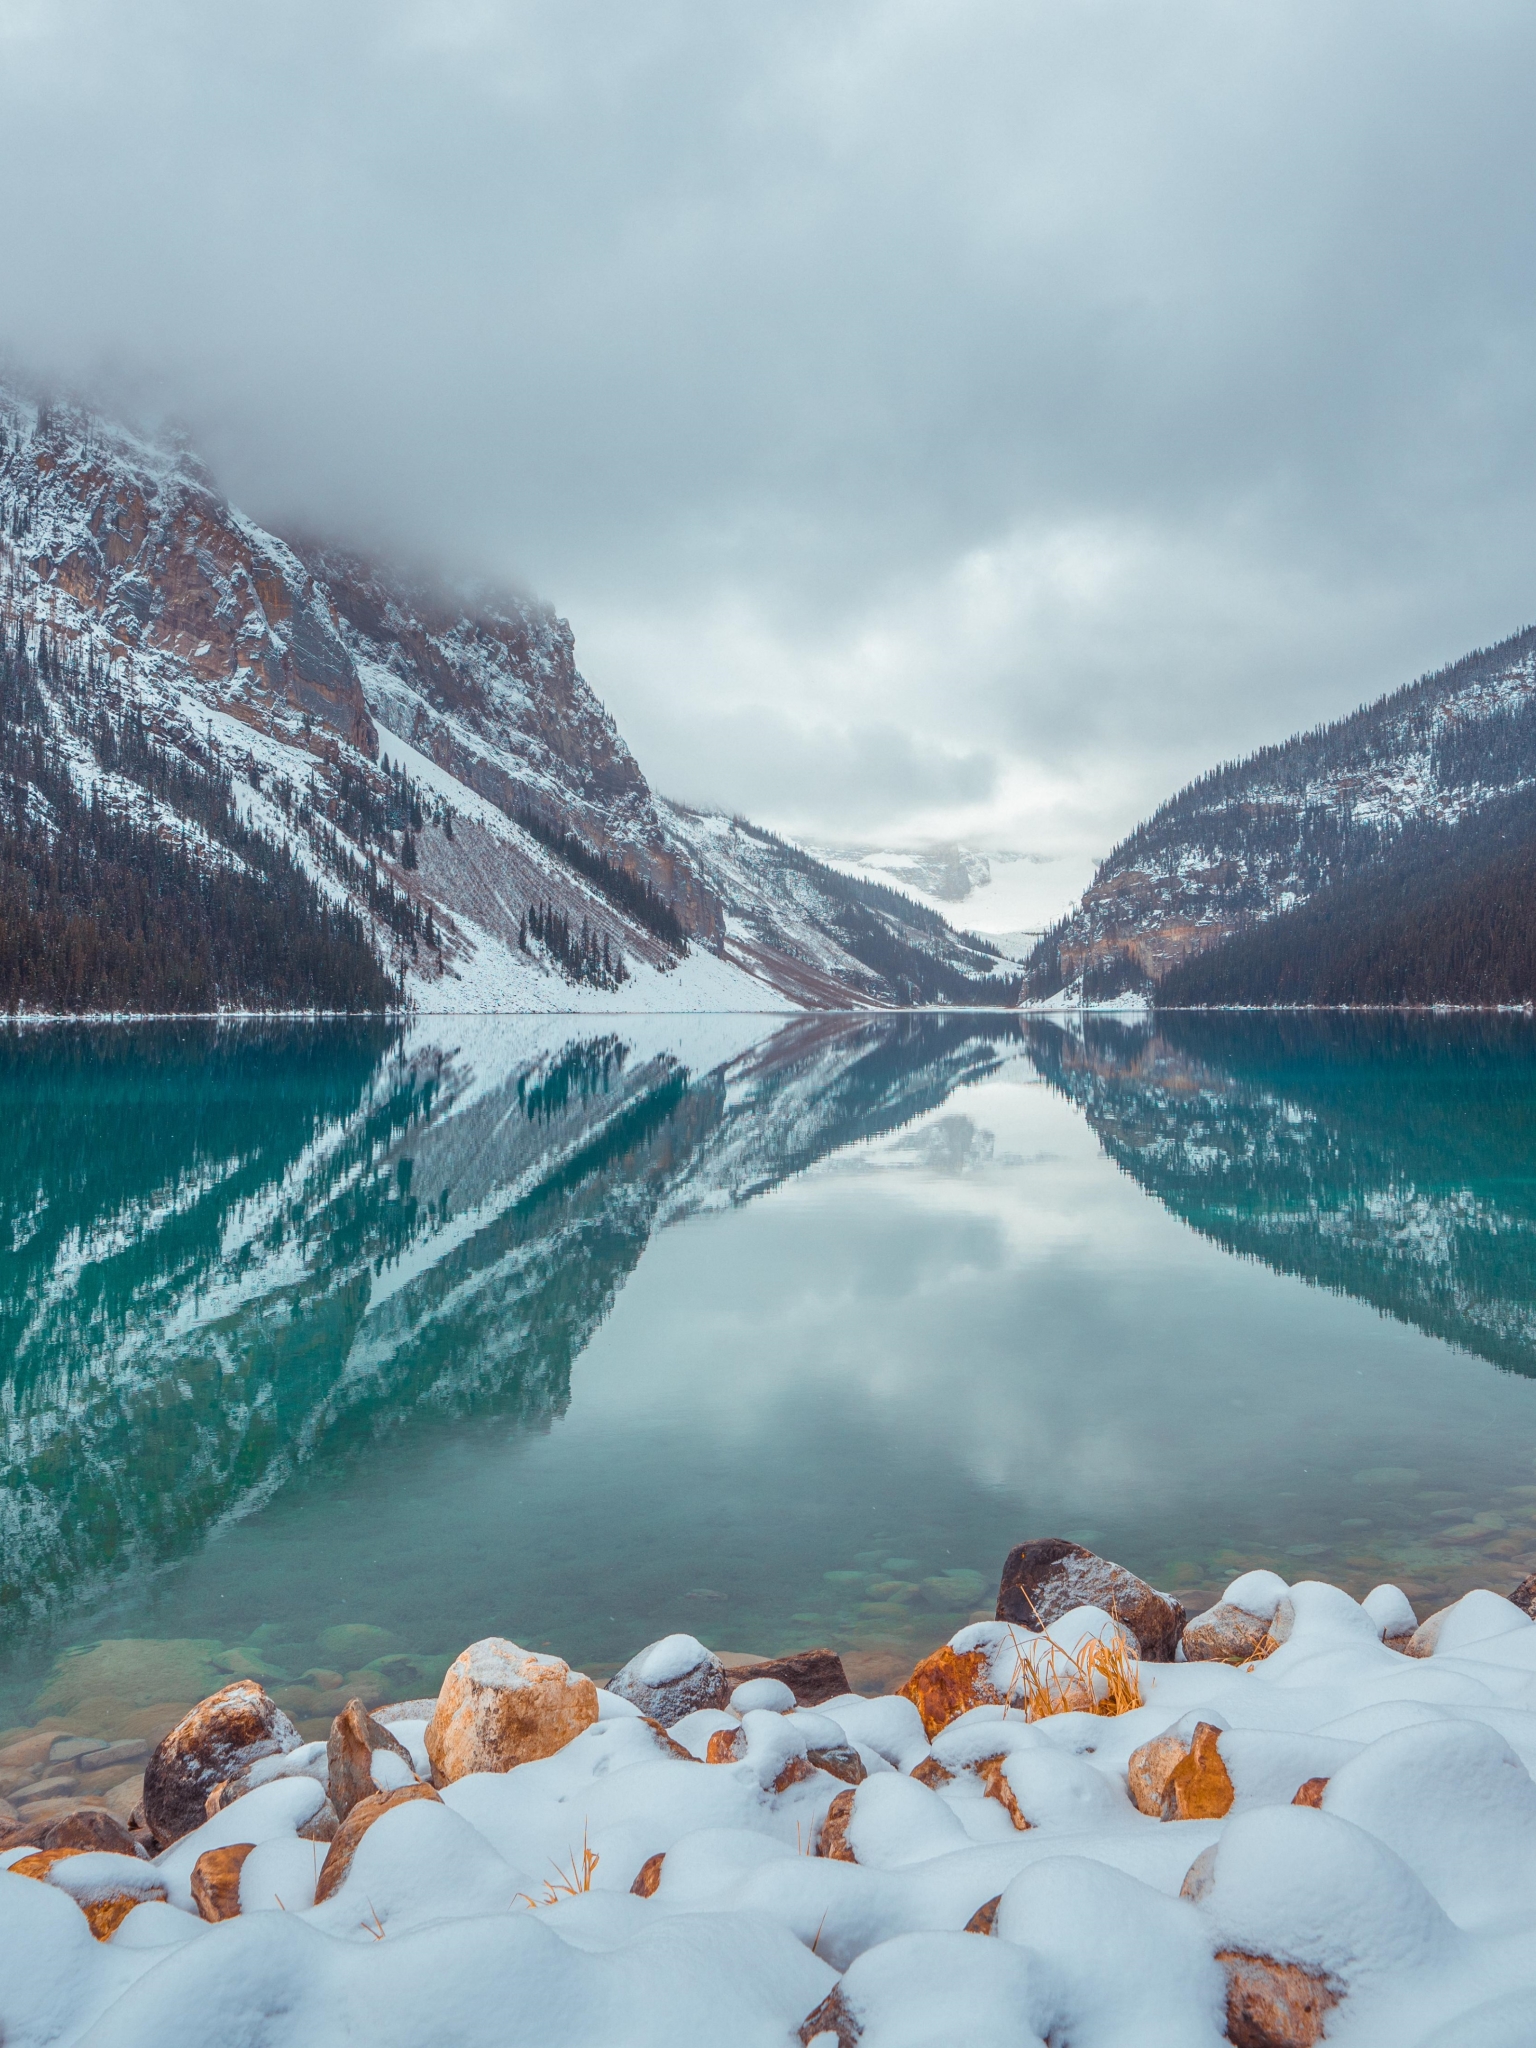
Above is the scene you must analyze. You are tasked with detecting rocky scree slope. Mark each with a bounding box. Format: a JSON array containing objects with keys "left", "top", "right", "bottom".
[
  {"left": 1026, "top": 622, "right": 1536, "bottom": 1003},
  {"left": 0, "top": 385, "right": 1007, "bottom": 1013}
]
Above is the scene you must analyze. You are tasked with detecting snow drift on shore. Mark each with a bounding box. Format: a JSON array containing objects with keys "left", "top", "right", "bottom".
[{"left": 8, "top": 1573, "right": 1536, "bottom": 2045}]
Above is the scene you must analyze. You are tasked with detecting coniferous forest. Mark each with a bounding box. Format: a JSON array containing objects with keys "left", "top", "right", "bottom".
[
  {"left": 1158, "top": 784, "right": 1536, "bottom": 1007},
  {"left": 0, "top": 632, "right": 392, "bottom": 1014}
]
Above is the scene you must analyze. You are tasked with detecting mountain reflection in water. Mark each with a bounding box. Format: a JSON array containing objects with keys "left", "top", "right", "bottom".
[
  {"left": 0, "top": 1014, "right": 1021, "bottom": 1647},
  {"left": 1025, "top": 1013, "right": 1536, "bottom": 1380}
]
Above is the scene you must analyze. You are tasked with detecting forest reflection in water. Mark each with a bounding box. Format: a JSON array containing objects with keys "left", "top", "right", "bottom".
[{"left": 4, "top": 1010, "right": 1536, "bottom": 1744}]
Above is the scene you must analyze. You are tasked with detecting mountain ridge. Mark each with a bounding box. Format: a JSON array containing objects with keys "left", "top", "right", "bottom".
[
  {"left": 0, "top": 383, "right": 1016, "bottom": 1015},
  {"left": 1026, "top": 619, "right": 1536, "bottom": 1005}
]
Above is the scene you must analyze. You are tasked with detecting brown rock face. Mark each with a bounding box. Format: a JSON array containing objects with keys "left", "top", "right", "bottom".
[
  {"left": 327, "top": 1699, "right": 417, "bottom": 1822},
  {"left": 799, "top": 1986, "right": 862, "bottom": 2048},
  {"left": 899, "top": 1644, "right": 1002, "bottom": 1738},
  {"left": 771, "top": 1754, "right": 817, "bottom": 1795},
  {"left": 909, "top": 1757, "right": 955, "bottom": 1790},
  {"left": 1292, "top": 1777, "right": 1328, "bottom": 1809},
  {"left": 806, "top": 1744, "right": 866, "bottom": 1787},
  {"left": 9, "top": 1848, "right": 166, "bottom": 1938},
  {"left": 297, "top": 1799, "right": 340, "bottom": 1843},
  {"left": 1218, "top": 1951, "right": 1341, "bottom": 2048},
  {"left": 721, "top": 1649, "right": 851, "bottom": 1707},
  {"left": 965, "top": 1894, "right": 1001, "bottom": 1936},
  {"left": 426, "top": 1640, "right": 599, "bottom": 1784},
  {"left": 1181, "top": 1603, "right": 1274, "bottom": 1663},
  {"left": 1162, "top": 1723, "right": 1234, "bottom": 1822},
  {"left": 313, "top": 1782, "right": 442, "bottom": 1903},
  {"left": 705, "top": 1726, "right": 747, "bottom": 1764},
  {"left": 818, "top": 1786, "right": 858, "bottom": 1861},
  {"left": 1509, "top": 1572, "right": 1536, "bottom": 1619},
  {"left": 142, "top": 1683, "right": 300, "bottom": 1847},
  {"left": 996, "top": 1540, "right": 1185, "bottom": 1661},
  {"left": 0, "top": 1809, "right": 145, "bottom": 1858},
  {"left": 1127, "top": 1731, "right": 1191, "bottom": 1818},
  {"left": 191, "top": 1842, "right": 256, "bottom": 1922},
  {"left": 976, "top": 1755, "right": 1028, "bottom": 1830},
  {"left": 630, "top": 1851, "right": 666, "bottom": 1898}
]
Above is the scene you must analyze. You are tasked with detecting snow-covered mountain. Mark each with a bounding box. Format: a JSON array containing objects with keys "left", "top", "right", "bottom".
[
  {"left": 1026, "top": 623, "right": 1536, "bottom": 1001},
  {"left": 0, "top": 383, "right": 1014, "bottom": 1014}
]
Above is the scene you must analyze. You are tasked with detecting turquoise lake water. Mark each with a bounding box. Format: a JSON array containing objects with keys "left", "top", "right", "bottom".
[{"left": 4, "top": 1010, "right": 1536, "bottom": 1740}]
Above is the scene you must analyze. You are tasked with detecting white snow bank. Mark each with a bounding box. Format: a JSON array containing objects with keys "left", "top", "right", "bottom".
[{"left": 8, "top": 1575, "right": 1536, "bottom": 2045}]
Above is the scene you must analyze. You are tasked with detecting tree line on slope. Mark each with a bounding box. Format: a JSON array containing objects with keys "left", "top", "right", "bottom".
[
  {"left": 0, "top": 630, "right": 392, "bottom": 1014},
  {"left": 727, "top": 818, "right": 1022, "bottom": 1006},
  {"left": 1157, "top": 784, "right": 1536, "bottom": 1007}
]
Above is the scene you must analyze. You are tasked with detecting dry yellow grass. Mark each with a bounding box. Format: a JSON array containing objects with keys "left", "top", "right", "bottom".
[
  {"left": 1009, "top": 1630, "right": 1142, "bottom": 1720},
  {"left": 518, "top": 1826, "right": 600, "bottom": 1908}
]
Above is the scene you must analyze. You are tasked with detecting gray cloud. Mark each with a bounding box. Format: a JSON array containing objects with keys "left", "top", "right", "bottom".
[{"left": 3, "top": 0, "right": 1535, "bottom": 910}]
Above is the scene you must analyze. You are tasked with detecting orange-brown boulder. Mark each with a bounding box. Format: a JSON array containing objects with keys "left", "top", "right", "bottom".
[
  {"left": 1292, "top": 1777, "right": 1328, "bottom": 1809},
  {"left": 965, "top": 1893, "right": 1001, "bottom": 1935},
  {"left": 799, "top": 1985, "right": 861, "bottom": 2048},
  {"left": 313, "top": 1781, "right": 442, "bottom": 1903},
  {"left": 910, "top": 1756, "right": 955, "bottom": 1789},
  {"left": 818, "top": 1786, "right": 857, "bottom": 1861},
  {"left": 142, "top": 1683, "right": 299, "bottom": 1846},
  {"left": 705, "top": 1725, "right": 747, "bottom": 1764},
  {"left": 630, "top": 1851, "right": 665, "bottom": 1897},
  {"left": 1218, "top": 1950, "right": 1341, "bottom": 2048},
  {"left": 191, "top": 1841, "right": 256, "bottom": 1922},
  {"left": 806, "top": 1743, "right": 866, "bottom": 1786},
  {"left": 425, "top": 1639, "right": 598, "bottom": 1784},
  {"left": 8, "top": 1846, "right": 86, "bottom": 1881},
  {"left": 1127, "top": 1722, "right": 1233, "bottom": 1821},
  {"left": 11, "top": 1847, "right": 167, "bottom": 1938},
  {"left": 899, "top": 1643, "right": 1001, "bottom": 1738},
  {"left": 327, "top": 1698, "right": 417, "bottom": 1821},
  {"left": 1181, "top": 1603, "right": 1274, "bottom": 1663},
  {"left": 1126, "top": 1730, "right": 1191, "bottom": 1817},
  {"left": 771, "top": 1753, "right": 816, "bottom": 1795},
  {"left": 1162, "top": 1722, "right": 1234, "bottom": 1821},
  {"left": 975, "top": 1754, "right": 1028, "bottom": 1830},
  {"left": 997, "top": 1539, "right": 1185, "bottom": 1660}
]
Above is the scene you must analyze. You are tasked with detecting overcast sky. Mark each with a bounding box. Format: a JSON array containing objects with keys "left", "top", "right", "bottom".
[{"left": 3, "top": 0, "right": 1535, "bottom": 913}]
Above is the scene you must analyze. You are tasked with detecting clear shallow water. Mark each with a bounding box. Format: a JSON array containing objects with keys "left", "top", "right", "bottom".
[{"left": 4, "top": 1011, "right": 1536, "bottom": 1742}]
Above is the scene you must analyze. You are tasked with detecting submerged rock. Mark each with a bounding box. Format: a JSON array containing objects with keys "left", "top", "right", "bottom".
[
  {"left": 604, "top": 1635, "right": 732, "bottom": 1726},
  {"left": 141, "top": 1683, "right": 301, "bottom": 1847},
  {"left": 996, "top": 1539, "right": 1184, "bottom": 1660},
  {"left": 426, "top": 1639, "right": 599, "bottom": 1781}
]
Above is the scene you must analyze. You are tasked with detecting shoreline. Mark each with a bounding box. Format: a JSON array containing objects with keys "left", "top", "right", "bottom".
[{"left": 5, "top": 1540, "right": 1536, "bottom": 2044}]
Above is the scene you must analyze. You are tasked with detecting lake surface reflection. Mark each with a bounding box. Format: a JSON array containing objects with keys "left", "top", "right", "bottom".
[{"left": 4, "top": 1010, "right": 1536, "bottom": 1740}]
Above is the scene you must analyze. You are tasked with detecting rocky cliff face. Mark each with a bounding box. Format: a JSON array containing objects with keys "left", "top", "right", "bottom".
[
  {"left": 1028, "top": 624, "right": 1536, "bottom": 999},
  {"left": 0, "top": 384, "right": 730, "bottom": 1009},
  {"left": 0, "top": 383, "right": 1013, "bottom": 1012}
]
